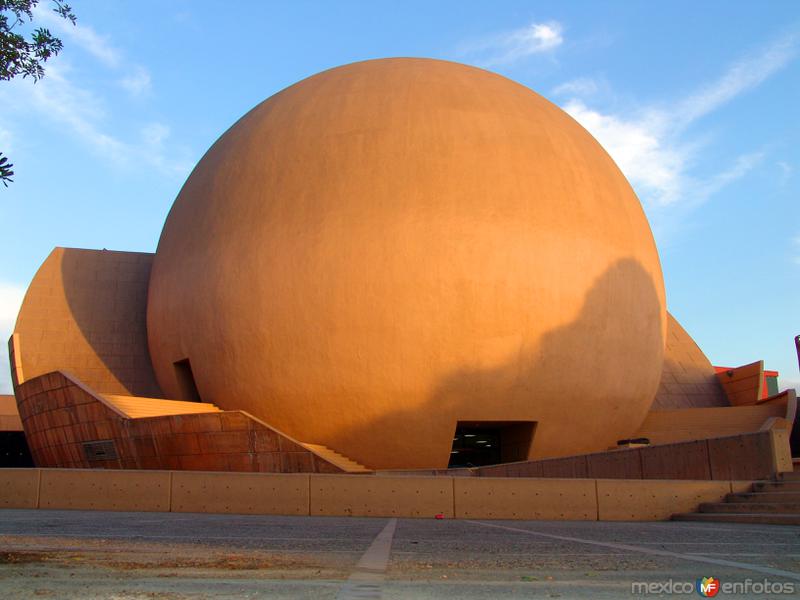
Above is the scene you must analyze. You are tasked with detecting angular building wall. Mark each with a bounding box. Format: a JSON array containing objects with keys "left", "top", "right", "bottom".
[
  {"left": 14, "top": 371, "right": 355, "bottom": 473},
  {"left": 652, "top": 313, "right": 728, "bottom": 409},
  {"left": 11, "top": 247, "right": 162, "bottom": 397}
]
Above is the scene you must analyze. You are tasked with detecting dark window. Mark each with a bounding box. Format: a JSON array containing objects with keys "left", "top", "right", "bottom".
[
  {"left": 0, "top": 432, "right": 34, "bottom": 468},
  {"left": 174, "top": 358, "right": 202, "bottom": 402}
]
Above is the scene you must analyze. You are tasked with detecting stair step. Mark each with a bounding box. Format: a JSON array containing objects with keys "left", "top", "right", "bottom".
[
  {"left": 673, "top": 512, "right": 800, "bottom": 525},
  {"left": 727, "top": 492, "right": 800, "bottom": 503},
  {"left": 102, "top": 394, "right": 222, "bottom": 418},
  {"left": 778, "top": 471, "right": 800, "bottom": 481},
  {"left": 301, "top": 443, "right": 371, "bottom": 473},
  {"left": 699, "top": 502, "right": 800, "bottom": 514}
]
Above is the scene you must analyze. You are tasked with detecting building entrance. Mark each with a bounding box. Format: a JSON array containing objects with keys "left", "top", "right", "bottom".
[{"left": 448, "top": 421, "right": 536, "bottom": 468}]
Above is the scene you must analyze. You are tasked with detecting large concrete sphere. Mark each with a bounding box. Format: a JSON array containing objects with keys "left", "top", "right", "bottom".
[{"left": 147, "top": 58, "right": 666, "bottom": 469}]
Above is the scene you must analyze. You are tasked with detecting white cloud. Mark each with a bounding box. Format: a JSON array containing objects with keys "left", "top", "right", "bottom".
[
  {"left": 693, "top": 152, "right": 764, "bottom": 200},
  {"left": 0, "top": 62, "right": 190, "bottom": 178},
  {"left": 0, "top": 282, "right": 25, "bottom": 394},
  {"left": 22, "top": 63, "right": 129, "bottom": 162},
  {"left": 462, "top": 20, "right": 563, "bottom": 66},
  {"left": 2, "top": 12, "right": 172, "bottom": 174},
  {"left": 564, "top": 100, "right": 685, "bottom": 206},
  {"left": 676, "top": 32, "right": 798, "bottom": 126},
  {"left": 58, "top": 21, "right": 120, "bottom": 68},
  {"left": 517, "top": 22, "right": 563, "bottom": 52},
  {"left": 142, "top": 122, "right": 170, "bottom": 147},
  {"left": 140, "top": 122, "right": 193, "bottom": 176},
  {"left": 119, "top": 66, "right": 152, "bottom": 96},
  {"left": 7, "top": 13, "right": 190, "bottom": 174},
  {"left": 33, "top": 4, "right": 153, "bottom": 100},
  {"left": 558, "top": 33, "right": 797, "bottom": 211},
  {"left": 552, "top": 77, "right": 599, "bottom": 97},
  {"left": 33, "top": 5, "right": 120, "bottom": 68},
  {"left": 0, "top": 5, "right": 193, "bottom": 180}
]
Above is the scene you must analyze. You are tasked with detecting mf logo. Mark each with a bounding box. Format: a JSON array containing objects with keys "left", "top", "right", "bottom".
[{"left": 696, "top": 577, "right": 720, "bottom": 597}]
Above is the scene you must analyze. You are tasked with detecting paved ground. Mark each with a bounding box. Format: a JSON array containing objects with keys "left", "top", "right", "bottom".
[{"left": 0, "top": 510, "right": 799, "bottom": 598}]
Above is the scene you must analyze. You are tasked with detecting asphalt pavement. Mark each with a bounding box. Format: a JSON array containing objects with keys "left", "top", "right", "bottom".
[{"left": 0, "top": 509, "right": 799, "bottom": 598}]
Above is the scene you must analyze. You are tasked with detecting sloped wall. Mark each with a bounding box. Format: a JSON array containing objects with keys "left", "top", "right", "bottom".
[
  {"left": 652, "top": 313, "right": 728, "bottom": 409},
  {"left": 16, "top": 371, "right": 344, "bottom": 474}
]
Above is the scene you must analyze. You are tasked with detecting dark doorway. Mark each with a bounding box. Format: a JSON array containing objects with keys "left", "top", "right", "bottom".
[
  {"left": 791, "top": 408, "right": 800, "bottom": 458},
  {"left": 173, "top": 358, "right": 202, "bottom": 402},
  {"left": 448, "top": 421, "right": 536, "bottom": 468},
  {"left": 0, "top": 432, "right": 34, "bottom": 467}
]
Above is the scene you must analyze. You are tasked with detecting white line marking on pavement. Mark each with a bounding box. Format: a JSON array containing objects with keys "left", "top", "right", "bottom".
[
  {"left": 467, "top": 520, "right": 800, "bottom": 582},
  {"left": 337, "top": 518, "right": 397, "bottom": 600}
]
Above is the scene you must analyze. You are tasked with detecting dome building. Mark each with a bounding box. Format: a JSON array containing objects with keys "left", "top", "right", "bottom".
[
  {"left": 8, "top": 59, "right": 786, "bottom": 476},
  {"left": 147, "top": 58, "right": 665, "bottom": 469}
]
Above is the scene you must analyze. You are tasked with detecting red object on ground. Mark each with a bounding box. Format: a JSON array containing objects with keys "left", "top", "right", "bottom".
[{"left": 435, "top": 513, "right": 444, "bottom": 519}]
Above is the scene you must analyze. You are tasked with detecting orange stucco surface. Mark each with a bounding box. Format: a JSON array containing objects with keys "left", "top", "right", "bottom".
[
  {"left": 12, "top": 247, "right": 162, "bottom": 397},
  {"left": 147, "top": 58, "right": 666, "bottom": 470},
  {"left": 716, "top": 360, "right": 764, "bottom": 406}
]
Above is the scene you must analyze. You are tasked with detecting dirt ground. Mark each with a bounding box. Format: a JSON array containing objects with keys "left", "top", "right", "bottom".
[{"left": 1, "top": 509, "right": 799, "bottom": 599}]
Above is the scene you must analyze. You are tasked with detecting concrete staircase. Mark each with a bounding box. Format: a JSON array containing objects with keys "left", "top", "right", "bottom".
[
  {"left": 302, "top": 443, "right": 371, "bottom": 474},
  {"left": 101, "top": 395, "right": 222, "bottom": 419},
  {"left": 673, "top": 472, "right": 800, "bottom": 525}
]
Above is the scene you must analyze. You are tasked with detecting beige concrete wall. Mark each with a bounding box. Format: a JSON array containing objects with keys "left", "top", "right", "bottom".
[
  {"left": 310, "top": 474, "right": 454, "bottom": 518},
  {"left": 770, "top": 429, "right": 794, "bottom": 473},
  {"left": 454, "top": 477, "right": 597, "bottom": 520},
  {"left": 171, "top": 471, "right": 309, "bottom": 515},
  {"left": 0, "top": 468, "right": 769, "bottom": 521},
  {"left": 636, "top": 401, "right": 788, "bottom": 445},
  {"left": 39, "top": 468, "right": 170, "bottom": 512},
  {"left": 597, "top": 479, "right": 730, "bottom": 520},
  {"left": 0, "top": 469, "right": 40, "bottom": 508},
  {"left": 473, "top": 428, "right": 789, "bottom": 482}
]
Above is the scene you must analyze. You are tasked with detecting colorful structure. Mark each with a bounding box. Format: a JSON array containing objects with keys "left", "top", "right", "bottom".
[{"left": 6, "top": 58, "right": 796, "bottom": 478}]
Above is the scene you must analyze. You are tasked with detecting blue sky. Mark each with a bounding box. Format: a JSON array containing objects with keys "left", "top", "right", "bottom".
[{"left": 0, "top": 0, "right": 798, "bottom": 393}]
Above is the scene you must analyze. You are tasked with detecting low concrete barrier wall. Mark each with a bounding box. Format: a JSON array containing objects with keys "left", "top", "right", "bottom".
[
  {"left": 39, "top": 469, "right": 170, "bottom": 512},
  {"left": 0, "top": 469, "right": 40, "bottom": 508},
  {"left": 454, "top": 477, "right": 596, "bottom": 520},
  {"left": 473, "top": 429, "right": 790, "bottom": 481},
  {"left": 310, "top": 474, "right": 454, "bottom": 518},
  {"left": 597, "top": 479, "right": 731, "bottom": 521},
  {"left": 172, "top": 471, "right": 309, "bottom": 515},
  {"left": 0, "top": 468, "right": 761, "bottom": 521}
]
